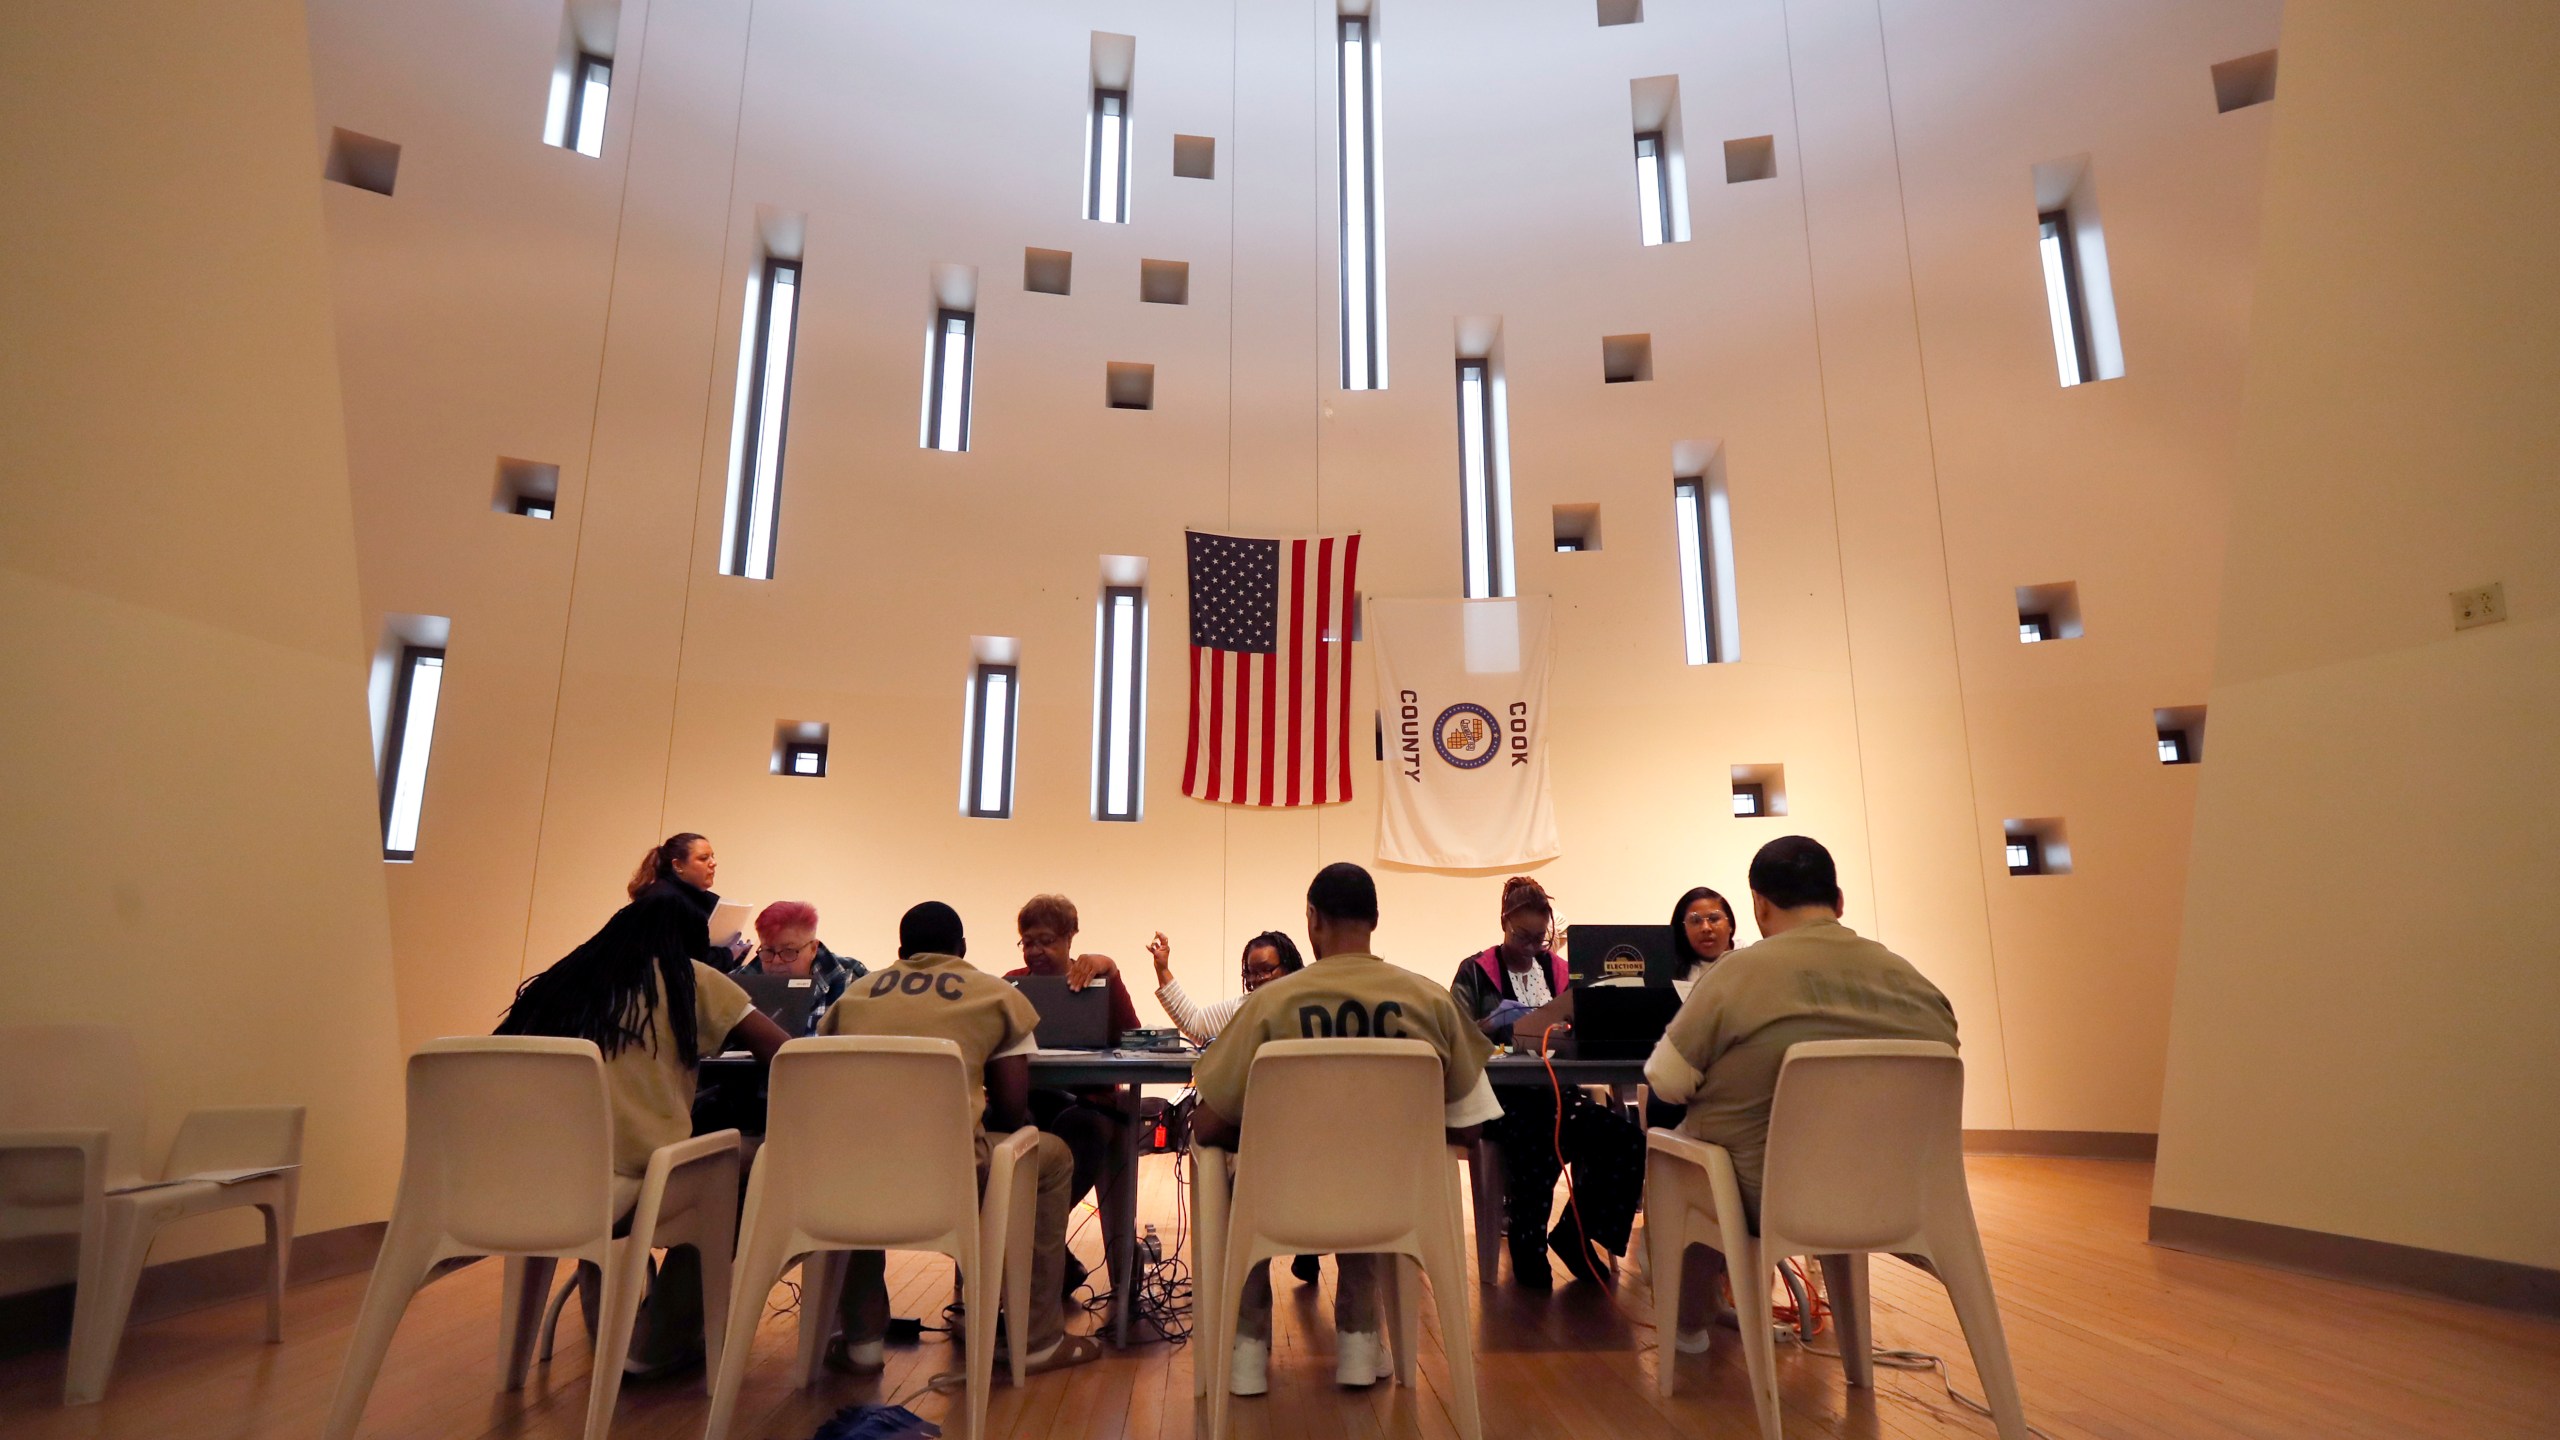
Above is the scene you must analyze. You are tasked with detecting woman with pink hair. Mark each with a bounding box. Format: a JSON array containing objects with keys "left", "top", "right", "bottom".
[{"left": 735, "top": 900, "right": 868, "bottom": 1034}]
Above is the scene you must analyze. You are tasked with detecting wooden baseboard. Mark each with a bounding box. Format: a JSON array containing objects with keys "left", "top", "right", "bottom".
[
  {"left": 2149, "top": 1205, "right": 2560, "bottom": 1318},
  {"left": 0, "top": 1220, "right": 384, "bottom": 1363},
  {"left": 1963, "top": 1129, "right": 2158, "bottom": 1160}
]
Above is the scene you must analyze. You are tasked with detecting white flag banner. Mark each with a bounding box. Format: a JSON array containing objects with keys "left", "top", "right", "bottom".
[{"left": 1371, "top": 597, "right": 1561, "bottom": 869}]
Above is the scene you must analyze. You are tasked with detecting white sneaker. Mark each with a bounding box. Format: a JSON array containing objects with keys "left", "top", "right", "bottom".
[
  {"left": 1335, "top": 1330, "right": 1387, "bottom": 1387},
  {"left": 1675, "top": 1326, "right": 1714, "bottom": 1354},
  {"left": 1229, "top": 1335, "right": 1270, "bottom": 1397}
]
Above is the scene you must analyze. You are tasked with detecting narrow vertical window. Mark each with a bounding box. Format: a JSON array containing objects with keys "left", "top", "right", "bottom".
[
  {"left": 1093, "top": 587, "right": 1146, "bottom": 820},
  {"left": 379, "top": 646, "right": 445, "bottom": 861},
  {"left": 1087, "top": 90, "right": 1131, "bottom": 223},
  {"left": 1337, "top": 14, "right": 1386, "bottom": 389},
  {"left": 2031, "top": 157, "right": 2125, "bottom": 386},
  {"left": 1456, "top": 359, "right": 1510, "bottom": 599},
  {"left": 924, "top": 310, "right": 976, "bottom": 452},
  {"left": 1634, "top": 132, "right": 1672, "bottom": 246},
  {"left": 965, "top": 663, "right": 1019, "bottom": 819},
  {"left": 1673, "top": 475, "right": 1738, "bottom": 664},
  {"left": 723, "top": 258, "right": 801, "bottom": 579},
  {"left": 2038, "top": 211, "right": 2093, "bottom": 387},
  {"left": 1673, "top": 478, "right": 1716, "bottom": 662},
  {"left": 563, "top": 54, "right": 611, "bottom": 156}
]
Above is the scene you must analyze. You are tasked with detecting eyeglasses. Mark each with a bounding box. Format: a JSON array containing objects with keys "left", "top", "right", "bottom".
[{"left": 760, "top": 939, "right": 818, "bottom": 960}]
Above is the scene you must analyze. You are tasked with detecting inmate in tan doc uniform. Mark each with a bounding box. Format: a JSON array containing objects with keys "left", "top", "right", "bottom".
[
  {"left": 817, "top": 953, "right": 1079, "bottom": 1356},
  {"left": 604, "top": 961, "right": 755, "bottom": 1203},
  {"left": 1644, "top": 917, "right": 1958, "bottom": 1217},
  {"left": 1193, "top": 952, "right": 1503, "bottom": 1342}
]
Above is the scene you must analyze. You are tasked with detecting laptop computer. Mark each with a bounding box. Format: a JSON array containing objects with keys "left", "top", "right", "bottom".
[
  {"left": 1566, "top": 923, "right": 1681, "bottom": 989},
  {"left": 1567, "top": 983, "right": 1682, "bottom": 1060},
  {"left": 733, "top": 970, "right": 818, "bottom": 1035},
  {"left": 1013, "top": 974, "right": 1113, "bottom": 1050}
]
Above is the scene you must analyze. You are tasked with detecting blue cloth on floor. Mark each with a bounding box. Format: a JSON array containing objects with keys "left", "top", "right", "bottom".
[{"left": 811, "top": 1402, "right": 940, "bottom": 1440}]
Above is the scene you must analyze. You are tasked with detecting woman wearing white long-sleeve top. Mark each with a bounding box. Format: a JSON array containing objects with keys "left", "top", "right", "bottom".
[
  {"left": 1148, "top": 929, "right": 1302, "bottom": 1042},
  {"left": 1155, "top": 926, "right": 1324, "bottom": 1284}
]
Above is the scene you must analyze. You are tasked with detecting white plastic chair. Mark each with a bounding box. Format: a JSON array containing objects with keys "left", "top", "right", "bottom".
[
  {"left": 1464, "top": 1134, "right": 1505, "bottom": 1282},
  {"left": 321, "top": 1037, "right": 740, "bottom": 1440},
  {"left": 1644, "top": 1039, "right": 2029, "bottom": 1440},
  {"left": 701, "top": 1036, "right": 1040, "bottom": 1440},
  {"left": 0, "top": 1023, "right": 303, "bottom": 1405},
  {"left": 1199, "top": 1039, "right": 1482, "bottom": 1440},
  {"left": 1186, "top": 1137, "right": 1228, "bottom": 1399}
]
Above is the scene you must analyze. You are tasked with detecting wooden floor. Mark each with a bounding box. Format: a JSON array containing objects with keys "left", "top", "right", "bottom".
[{"left": 6, "top": 1157, "right": 2556, "bottom": 1440}]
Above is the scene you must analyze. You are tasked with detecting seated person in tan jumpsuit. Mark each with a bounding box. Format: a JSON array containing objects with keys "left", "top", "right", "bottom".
[
  {"left": 1192, "top": 862, "right": 1504, "bottom": 1398},
  {"left": 815, "top": 901, "right": 1101, "bottom": 1376},
  {"left": 1643, "top": 836, "right": 1958, "bottom": 1357}
]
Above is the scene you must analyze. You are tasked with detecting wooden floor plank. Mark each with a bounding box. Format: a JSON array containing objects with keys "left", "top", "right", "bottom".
[{"left": 4, "top": 1157, "right": 2556, "bottom": 1440}]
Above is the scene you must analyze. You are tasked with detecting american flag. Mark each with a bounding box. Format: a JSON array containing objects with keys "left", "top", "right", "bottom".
[{"left": 1182, "top": 530, "right": 1363, "bottom": 806}]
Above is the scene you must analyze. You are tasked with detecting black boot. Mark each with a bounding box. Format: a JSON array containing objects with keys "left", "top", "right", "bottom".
[
  {"left": 1508, "top": 1234, "right": 1553, "bottom": 1289},
  {"left": 1550, "top": 1221, "right": 1608, "bottom": 1285}
]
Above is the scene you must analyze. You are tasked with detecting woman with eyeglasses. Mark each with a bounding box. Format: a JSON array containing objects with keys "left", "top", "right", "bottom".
[
  {"left": 735, "top": 900, "right": 868, "bottom": 1035},
  {"left": 1146, "top": 929, "right": 1304, "bottom": 1044},
  {"left": 1670, "top": 885, "right": 1740, "bottom": 994}
]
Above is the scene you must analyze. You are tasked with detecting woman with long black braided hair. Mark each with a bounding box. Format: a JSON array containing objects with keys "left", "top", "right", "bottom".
[{"left": 497, "top": 891, "right": 790, "bottom": 1377}]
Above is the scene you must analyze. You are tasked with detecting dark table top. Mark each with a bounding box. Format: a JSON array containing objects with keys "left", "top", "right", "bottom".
[
  {"left": 1024, "top": 1050, "right": 1649, "bottom": 1087},
  {"left": 706, "top": 1050, "right": 1650, "bottom": 1088}
]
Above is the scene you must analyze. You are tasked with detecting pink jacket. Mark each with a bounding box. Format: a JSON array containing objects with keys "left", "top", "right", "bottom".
[{"left": 1468, "top": 945, "right": 1568, "bottom": 1000}]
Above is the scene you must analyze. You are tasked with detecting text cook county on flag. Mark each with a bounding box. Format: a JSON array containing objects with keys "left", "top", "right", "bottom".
[
  {"left": 1181, "top": 530, "right": 1362, "bottom": 807},
  {"left": 1370, "top": 597, "right": 1560, "bottom": 869}
]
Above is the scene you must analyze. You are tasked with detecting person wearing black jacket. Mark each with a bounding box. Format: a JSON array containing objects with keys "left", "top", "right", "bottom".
[
  {"left": 1449, "top": 875, "right": 1647, "bottom": 1288},
  {"left": 627, "top": 832, "right": 743, "bottom": 971}
]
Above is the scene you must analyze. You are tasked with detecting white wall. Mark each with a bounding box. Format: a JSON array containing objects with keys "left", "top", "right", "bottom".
[
  {"left": 304, "top": 0, "right": 2278, "bottom": 1133},
  {"left": 0, "top": 0, "right": 408, "bottom": 1292},
  {"left": 2154, "top": 0, "right": 2560, "bottom": 1268}
]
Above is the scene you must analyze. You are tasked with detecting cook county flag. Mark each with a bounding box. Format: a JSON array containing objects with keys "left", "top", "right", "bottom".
[
  {"left": 1371, "top": 597, "right": 1560, "bottom": 869},
  {"left": 1181, "top": 530, "right": 1363, "bottom": 806}
]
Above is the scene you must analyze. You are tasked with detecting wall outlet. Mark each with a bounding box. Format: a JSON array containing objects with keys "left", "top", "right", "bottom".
[{"left": 2451, "top": 582, "right": 2508, "bottom": 631}]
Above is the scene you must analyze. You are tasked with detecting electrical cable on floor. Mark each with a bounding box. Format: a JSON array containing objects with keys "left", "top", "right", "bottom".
[
  {"left": 1538, "top": 1027, "right": 1599, "bottom": 1267},
  {"left": 1077, "top": 1137, "right": 1197, "bottom": 1345},
  {"left": 766, "top": 1275, "right": 802, "bottom": 1319}
]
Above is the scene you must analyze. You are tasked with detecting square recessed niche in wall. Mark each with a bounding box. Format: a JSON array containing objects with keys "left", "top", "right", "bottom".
[
  {"left": 1724, "top": 135, "right": 1777, "bottom": 184},
  {"left": 1552, "top": 504, "right": 1601, "bottom": 553},
  {"left": 1172, "top": 134, "right": 1216, "bottom": 180},
  {"left": 325, "top": 127, "right": 402, "bottom": 195},
  {"left": 2004, "top": 817, "right": 2070, "bottom": 876},
  {"left": 1602, "top": 333, "right": 1653, "bottom": 384},
  {"left": 1106, "top": 361, "right": 1155, "bottom": 410},
  {"left": 1024, "top": 247, "right": 1072, "bottom": 295},
  {"left": 2014, "top": 581, "right": 2083, "bottom": 643},
  {"left": 1139, "top": 258, "right": 1190, "bottom": 305},
  {"left": 492, "top": 457, "right": 559, "bottom": 519},
  {"left": 1596, "top": 0, "right": 1643, "bottom": 26},
  {"left": 772, "top": 720, "right": 829, "bottom": 777},
  {"left": 2154, "top": 705, "right": 2206, "bottom": 765},
  {"left": 1731, "top": 763, "right": 1787, "bottom": 819},
  {"left": 2211, "top": 50, "right": 2278, "bottom": 113}
]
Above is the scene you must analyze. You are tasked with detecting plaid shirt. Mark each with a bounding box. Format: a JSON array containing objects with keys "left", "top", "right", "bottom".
[{"left": 742, "top": 944, "right": 867, "bottom": 1035}]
